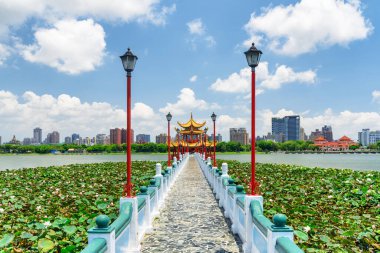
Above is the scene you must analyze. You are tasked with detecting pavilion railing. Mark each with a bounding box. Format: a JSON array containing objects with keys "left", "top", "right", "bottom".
[
  {"left": 195, "top": 153, "right": 304, "bottom": 253},
  {"left": 80, "top": 153, "right": 190, "bottom": 253}
]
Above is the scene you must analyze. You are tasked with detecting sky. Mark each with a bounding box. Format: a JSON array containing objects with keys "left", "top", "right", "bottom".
[{"left": 0, "top": 0, "right": 379, "bottom": 142}]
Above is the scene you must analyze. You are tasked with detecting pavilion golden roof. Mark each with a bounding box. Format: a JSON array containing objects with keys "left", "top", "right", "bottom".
[{"left": 177, "top": 113, "right": 206, "bottom": 129}]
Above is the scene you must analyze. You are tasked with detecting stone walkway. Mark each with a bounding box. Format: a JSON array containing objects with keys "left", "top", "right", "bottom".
[{"left": 141, "top": 156, "right": 242, "bottom": 253}]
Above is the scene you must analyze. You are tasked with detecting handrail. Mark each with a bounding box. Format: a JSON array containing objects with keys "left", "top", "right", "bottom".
[
  {"left": 275, "top": 237, "right": 304, "bottom": 253},
  {"left": 137, "top": 197, "right": 146, "bottom": 211},
  {"left": 81, "top": 238, "right": 107, "bottom": 253},
  {"left": 250, "top": 200, "right": 273, "bottom": 236},
  {"left": 110, "top": 202, "right": 133, "bottom": 238},
  {"left": 236, "top": 196, "right": 245, "bottom": 209}
]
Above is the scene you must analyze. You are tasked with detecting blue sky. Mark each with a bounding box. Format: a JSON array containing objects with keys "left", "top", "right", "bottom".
[{"left": 0, "top": 0, "right": 379, "bottom": 142}]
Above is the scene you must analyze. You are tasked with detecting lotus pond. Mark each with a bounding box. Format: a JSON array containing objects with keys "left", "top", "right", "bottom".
[
  {"left": 218, "top": 160, "right": 380, "bottom": 252},
  {"left": 0, "top": 161, "right": 161, "bottom": 252},
  {"left": 0, "top": 160, "right": 379, "bottom": 252}
]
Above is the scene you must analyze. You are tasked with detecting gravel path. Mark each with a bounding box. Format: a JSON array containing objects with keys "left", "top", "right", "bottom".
[{"left": 141, "top": 156, "right": 242, "bottom": 253}]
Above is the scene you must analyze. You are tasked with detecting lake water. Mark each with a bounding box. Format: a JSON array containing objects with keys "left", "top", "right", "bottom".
[{"left": 0, "top": 153, "right": 379, "bottom": 171}]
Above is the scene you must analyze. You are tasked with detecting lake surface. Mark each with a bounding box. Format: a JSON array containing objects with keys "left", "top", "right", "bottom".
[{"left": 0, "top": 153, "right": 379, "bottom": 171}]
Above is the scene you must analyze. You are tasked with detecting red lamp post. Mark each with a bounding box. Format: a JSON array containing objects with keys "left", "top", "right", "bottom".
[
  {"left": 166, "top": 112, "right": 172, "bottom": 166},
  {"left": 176, "top": 128, "right": 180, "bottom": 159},
  {"left": 244, "top": 43, "right": 262, "bottom": 195},
  {"left": 211, "top": 112, "right": 217, "bottom": 167},
  {"left": 120, "top": 48, "right": 138, "bottom": 197}
]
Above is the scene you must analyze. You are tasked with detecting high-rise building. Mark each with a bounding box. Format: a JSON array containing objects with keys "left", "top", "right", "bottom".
[
  {"left": 209, "top": 134, "right": 222, "bottom": 142},
  {"left": 83, "top": 137, "right": 91, "bottom": 146},
  {"left": 0, "top": 136, "right": 2, "bottom": 145},
  {"left": 309, "top": 129, "right": 323, "bottom": 141},
  {"left": 110, "top": 128, "right": 122, "bottom": 145},
  {"left": 299, "top": 127, "right": 306, "bottom": 141},
  {"left": 33, "top": 127, "right": 42, "bottom": 144},
  {"left": 46, "top": 131, "right": 60, "bottom": 144},
  {"left": 72, "top": 133, "right": 80, "bottom": 143},
  {"left": 23, "top": 138, "right": 32, "bottom": 145},
  {"left": 271, "top": 118, "right": 285, "bottom": 142},
  {"left": 136, "top": 134, "right": 150, "bottom": 143},
  {"left": 271, "top": 116, "right": 300, "bottom": 142},
  {"left": 358, "top": 129, "right": 370, "bottom": 146},
  {"left": 230, "top": 128, "right": 249, "bottom": 145},
  {"left": 156, "top": 133, "right": 168, "bottom": 144},
  {"left": 369, "top": 131, "right": 380, "bottom": 145},
  {"left": 104, "top": 135, "right": 110, "bottom": 145},
  {"left": 64, "top": 136, "right": 72, "bottom": 144},
  {"left": 284, "top": 116, "right": 300, "bottom": 141},
  {"left": 96, "top": 134, "right": 106, "bottom": 145},
  {"left": 322, "top": 125, "right": 333, "bottom": 141},
  {"left": 111, "top": 128, "right": 133, "bottom": 145},
  {"left": 121, "top": 129, "right": 134, "bottom": 144},
  {"left": 358, "top": 129, "right": 380, "bottom": 146}
]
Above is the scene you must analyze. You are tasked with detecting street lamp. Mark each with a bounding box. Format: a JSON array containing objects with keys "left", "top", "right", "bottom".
[
  {"left": 211, "top": 112, "right": 217, "bottom": 167},
  {"left": 244, "top": 42, "right": 262, "bottom": 195},
  {"left": 166, "top": 112, "right": 172, "bottom": 166},
  {"left": 176, "top": 128, "right": 180, "bottom": 160},
  {"left": 120, "top": 48, "right": 138, "bottom": 197}
]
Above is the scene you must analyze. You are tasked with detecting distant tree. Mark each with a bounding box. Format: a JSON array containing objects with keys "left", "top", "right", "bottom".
[
  {"left": 349, "top": 145, "right": 359, "bottom": 150},
  {"left": 216, "top": 142, "right": 227, "bottom": 152}
]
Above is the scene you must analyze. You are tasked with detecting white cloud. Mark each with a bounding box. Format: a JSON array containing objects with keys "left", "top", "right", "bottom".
[
  {"left": 0, "top": 0, "right": 174, "bottom": 67},
  {"left": 18, "top": 19, "right": 106, "bottom": 74},
  {"left": 244, "top": 0, "right": 373, "bottom": 56},
  {"left": 0, "top": 90, "right": 166, "bottom": 141},
  {"left": 205, "top": 36, "right": 216, "bottom": 48},
  {"left": 209, "top": 62, "right": 316, "bottom": 93},
  {"left": 186, "top": 18, "right": 215, "bottom": 49},
  {"left": 0, "top": 44, "right": 10, "bottom": 65},
  {"left": 187, "top": 18, "right": 205, "bottom": 35},
  {"left": 372, "top": 90, "right": 380, "bottom": 103},
  {"left": 189, "top": 75, "right": 198, "bottom": 82},
  {"left": 0, "top": 0, "right": 173, "bottom": 38},
  {"left": 132, "top": 102, "right": 164, "bottom": 135},
  {"left": 159, "top": 88, "right": 220, "bottom": 116}
]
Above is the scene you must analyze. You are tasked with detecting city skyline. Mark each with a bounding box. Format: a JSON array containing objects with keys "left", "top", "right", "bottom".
[{"left": 0, "top": 0, "right": 379, "bottom": 141}]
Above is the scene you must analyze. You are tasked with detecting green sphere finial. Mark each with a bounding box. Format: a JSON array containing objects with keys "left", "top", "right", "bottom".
[
  {"left": 150, "top": 179, "right": 156, "bottom": 186},
  {"left": 273, "top": 214, "right": 287, "bottom": 227},
  {"left": 236, "top": 185, "right": 244, "bottom": 193},
  {"left": 96, "top": 215, "right": 110, "bottom": 229},
  {"left": 228, "top": 178, "right": 234, "bottom": 184},
  {"left": 140, "top": 186, "right": 148, "bottom": 193}
]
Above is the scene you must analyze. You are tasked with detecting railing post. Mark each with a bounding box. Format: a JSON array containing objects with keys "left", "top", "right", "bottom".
[
  {"left": 87, "top": 215, "right": 115, "bottom": 253},
  {"left": 119, "top": 197, "right": 140, "bottom": 252},
  {"left": 219, "top": 163, "right": 229, "bottom": 207},
  {"left": 245, "top": 195, "right": 263, "bottom": 252},
  {"left": 138, "top": 186, "right": 152, "bottom": 234},
  {"left": 154, "top": 163, "right": 164, "bottom": 207},
  {"left": 268, "top": 214, "right": 295, "bottom": 253},
  {"left": 148, "top": 179, "right": 159, "bottom": 218}
]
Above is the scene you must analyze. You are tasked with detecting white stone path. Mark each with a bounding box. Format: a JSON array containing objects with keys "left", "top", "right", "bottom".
[{"left": 141, "top": 157, "right": 242, "bottom": 253}]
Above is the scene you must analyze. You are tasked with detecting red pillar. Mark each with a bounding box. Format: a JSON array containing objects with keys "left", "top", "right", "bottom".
[
  {"left": 124, "top": 73, "right": 132, "bottom": 197},
  {"left": 251, "top": 69, "right": 257, "bottom": 195},
  {"left": 204, "top": 133, "right": 206, "bottom": 158},
  {"left": 177, "top": 134, "right": 180, "bottom": 159}
]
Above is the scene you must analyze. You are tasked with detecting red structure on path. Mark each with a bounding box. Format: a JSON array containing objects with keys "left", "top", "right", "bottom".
[{"left": 170, "top": 113, "right": 215, "bottom": 157}]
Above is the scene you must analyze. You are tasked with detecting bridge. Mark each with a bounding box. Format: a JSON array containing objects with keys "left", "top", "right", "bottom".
[{"left": 80, "top": 153, "right": 303, "bottom": 253}]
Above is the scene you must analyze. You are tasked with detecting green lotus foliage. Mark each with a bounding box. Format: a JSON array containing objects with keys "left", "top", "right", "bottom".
[
  {"left": 217, "top": 160, "right": 380, "bottom": 252},
  {"left": 0, "top": 161, "right": 161, "bottom": 252}
]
